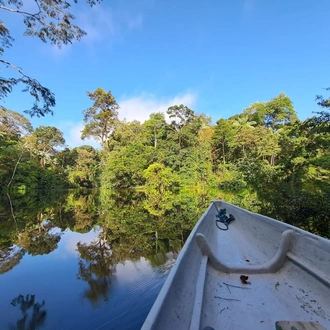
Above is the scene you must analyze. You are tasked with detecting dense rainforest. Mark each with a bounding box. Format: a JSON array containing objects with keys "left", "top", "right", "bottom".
[{"left": 1, "top": 89, "right": 329, "bottom": 238}]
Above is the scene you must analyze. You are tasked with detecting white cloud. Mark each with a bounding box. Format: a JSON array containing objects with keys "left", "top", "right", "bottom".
[
  {"left": 74, "top": 3, "right": 145, "bottom": 46},
  {"left": 118, "top": 92, "right": 198, "bottom": 122},
  {"left": 58, "top": 92, "right": 197, "bottom": 148},
  {"left": 38, "top": 4, "right": 114, "bottom": 58},
  {"left": 58, "top": 121, "right": 100, "bottom": 149},
  {"left": 39, "top": 3, "right": 144, "bottom": 58},
  {"left": 116, "top": 257, "right": 154, "bottom": 283},
  {"left": 62, "top": 229, "right": 99, "bottom": 257},
  {"left": 77, "top": 5, "right": 117, "bottom": 46},
  {"left": 242, "top": 0, "right": 256, "bottom": 19}
]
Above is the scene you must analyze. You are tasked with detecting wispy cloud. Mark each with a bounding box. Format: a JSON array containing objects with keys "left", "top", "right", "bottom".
[
  {"left": 38, "top": 4, "right": 113, "bottom": 58},
  {"left": 118, "top": 92, "right": 198, "bottom": 122},
  {"left": 70, "top": 2, "right": 145, "bottom": 46},
  {"left": 77, "top": 5, "right": 117, "bottom": 46},
  {"left": 39, "top": 3, "right": 144, "bottom": 58},
  {"left": 242, "top": 0, "right": 256, "bottom": 20}
]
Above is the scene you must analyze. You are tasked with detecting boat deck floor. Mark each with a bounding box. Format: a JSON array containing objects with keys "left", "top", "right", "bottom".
[
  {"left": 141, "top": 202, "right": 330, "bottom": 330},
  {"left": 201, "top": 262, "right": 330, "bottom": 330},
  {"left": 198, "top": 206, "right": 330, "bottom": 330}
]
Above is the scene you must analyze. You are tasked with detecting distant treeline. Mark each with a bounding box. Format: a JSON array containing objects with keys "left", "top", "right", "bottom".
[{"left": 1, "top": 89, "right": 329, "bottom": 237}]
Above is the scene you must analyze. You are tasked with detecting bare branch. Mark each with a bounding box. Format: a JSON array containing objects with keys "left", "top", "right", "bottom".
[
  {"left": 0, "top": 5, "right": 45, "bottom": 25},
  {"left": 0, "top": 58, "right": 33, "bottom": 80}
]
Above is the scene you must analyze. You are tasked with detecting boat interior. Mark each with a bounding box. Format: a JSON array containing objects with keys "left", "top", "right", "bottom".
[{"left": 142, "top": 201, "right": 330, "bottom": 330}]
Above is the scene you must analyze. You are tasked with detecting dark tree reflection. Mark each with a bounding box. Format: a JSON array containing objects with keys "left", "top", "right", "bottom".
[
  {"left": 77, "top": 234, "right": 116, "bottom": 306},
  {"left": 17, "top": 217, "right": 61, "bottom": 256},
  {"left": 8, "top": 294, "right": 46, "bottom": 330}
]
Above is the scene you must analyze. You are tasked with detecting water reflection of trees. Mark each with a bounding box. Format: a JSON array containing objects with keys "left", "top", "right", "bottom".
[
  {"left": 8, "top": 294, "right": 47, "bottom": 330},
  {"left": 101, "top": 190, "right": 210, "bottom": 251},
  {"left": 74, "top": 189, "right": 213, "bottom": 306},
  {"left": 0, "top": 187, "right": 215, "bottom": 317},
  {"left": 95, "top": 189, "right": 212, "bottom": 263},
  {"left": 77, "top": 233, "right": 115, "bottom": 306},
  {"left": 16, "top": 215, "right": 61, "bottom": 256},
  {"left": 0, "top": 188, "right": 213, "bottom": 278},
  {"left": 0, "top": 189, "right": 100, "bottom": 274},
  {"left": 62, "top": 190, "right": 99, "bottom": 233}
]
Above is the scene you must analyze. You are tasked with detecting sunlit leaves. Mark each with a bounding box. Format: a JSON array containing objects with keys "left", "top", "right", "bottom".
[
  {"left": 143, "top": 163, "right": 179, "bottom": 193},
  {"left": 243, "top": 93, "right": 298, "bottom": 130},
  {"left": 66, "top": 146, "right": 100, "bottom": 187}
]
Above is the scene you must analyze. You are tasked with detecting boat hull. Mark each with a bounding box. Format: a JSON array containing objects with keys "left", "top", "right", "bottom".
[{"left": 142, "top": 201, "right": 330, "bottom": 330}]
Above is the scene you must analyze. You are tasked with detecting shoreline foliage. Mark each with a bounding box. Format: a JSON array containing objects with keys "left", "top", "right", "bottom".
[{"left": 0, "top": 90, "right": 329, "bottom": 237}]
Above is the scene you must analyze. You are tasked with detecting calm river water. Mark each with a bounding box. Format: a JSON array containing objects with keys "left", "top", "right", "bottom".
[{"left": 0, "top": 189, "right": 212, "bottom": 329}]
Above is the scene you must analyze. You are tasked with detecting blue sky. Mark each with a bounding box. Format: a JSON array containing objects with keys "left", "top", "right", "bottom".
[{"left": 2, "top": 0, "right": 330, "bottom": 148}]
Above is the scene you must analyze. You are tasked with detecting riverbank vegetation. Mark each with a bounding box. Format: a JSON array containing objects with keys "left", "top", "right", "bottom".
[{"left": 1, "top": 89, "right": 329, "bottom": 237}]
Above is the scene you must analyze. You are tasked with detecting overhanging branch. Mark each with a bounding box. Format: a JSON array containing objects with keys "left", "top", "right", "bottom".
[
  {"left": 0, "top": 4, "right": 45, "bottom": 26},
  {"left": 0, "top": 59, "right": 56, "bottom": 117}
]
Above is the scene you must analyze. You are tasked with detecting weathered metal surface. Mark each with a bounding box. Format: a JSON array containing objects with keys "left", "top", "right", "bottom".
[
  {"left": 275, "top": 321, "right": 326, "bottom": 330},
  {"left": 141, "top": 201, "right": 330, "bottom": 330}
]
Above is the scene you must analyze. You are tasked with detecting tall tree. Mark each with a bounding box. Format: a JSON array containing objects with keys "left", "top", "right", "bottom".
[
  {"left": 230, "top": 116, "right": 257, "bottom": 159},
  {"left": 81, "top": 88, "right": 119, "bottom": 150},
  {"left": 212, "top": 119, "right": 235, "bottom": 167},
  {"left": 166, "top": 104, "right": 203, "bottom": 149},
  {"left": 254, "top": 126, "right": 280, "bottom": 165},
  {"left": 0, "top": 0, "right": 102, "bottom": 117},
  {"left": 143, "top": 112, "right": 166, "bottom": 148},
  {"left": 0, "top": 109, "right": 33, "bottom": 187}
]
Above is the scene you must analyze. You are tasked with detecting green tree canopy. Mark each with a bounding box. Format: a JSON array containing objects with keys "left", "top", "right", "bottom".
[
  {"left": 166, "top": 104, "right": 203, "bottom": 149},
  {"left": 68, "top": 145, "right": 100, "bottom": 187},
  {"left": 212, "top": 118, "right": 235, "bottom": 166},
  {"left": 26, "top": 125, "right": 65, "bottom": 167},
  {"left": 109, "top": 119, "right": 147, "bottom": 150},
  {"left": 143, "top": 163, "right": 179, "bottom": 193},
  {"left": 244, "top": 93, "right": 298, "bottom": 130},
  {"left": 0, "top": 108, "right": 33, "bottom": 139},
  {"left": 143, "top": 112, "right": 167, "bottom": 148},
  {"left": 305, "top": 89, "right": 330, "bottom": 133}
]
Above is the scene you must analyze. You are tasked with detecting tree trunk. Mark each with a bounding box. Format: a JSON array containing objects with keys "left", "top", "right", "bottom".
[
  {"left": 6, "top": 193, "right": 18, "bottom": 230},
  {"left": 154, "top": 126, "right": 157, "bottom": 148},
  {"left": 7, "top": 151, "right": 23, "bottom": 188},
  {"left": 271, "top": 154, "right": 275, "bottom": 166},
  {"left": 222, "top": 141, "right": 226, "bottom": 165}
]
